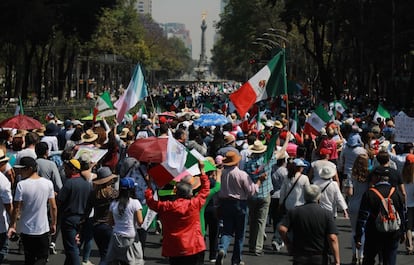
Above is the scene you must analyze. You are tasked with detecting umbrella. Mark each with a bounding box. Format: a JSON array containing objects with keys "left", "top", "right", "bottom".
[
  {"left": 193, "top": 113, "right": 229, "bottom": 127},
  {"left": 0, "top": 114, "right": 43, "bottom": 130},
  {"left": 127, "top": 137, "right": 168, "bottom": 163},
  {"left": 158, "top": 111, "right": 177, "bottom": 118}
]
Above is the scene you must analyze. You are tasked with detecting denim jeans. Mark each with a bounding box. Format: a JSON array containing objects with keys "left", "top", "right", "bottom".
[
  {"left": 247, "top": 195, "right": 271, "bottom": 253},
  {"left": 93, "top": 223, "right": 113, "bottom": 265},
  {"left": 21, "top": 232, "right": 49, "bottom": 265},
  {"left": 80, "top": 218, "right": 94, "bottom": 262},
  {"left": 0, "top": 232, "right": 8, "bottom": 263},
  {"left": 217, "top": 199, "right": 247, "bottom": 264},
  {"left": 61, "top": 215, "right": 81, "bottom": 265}
]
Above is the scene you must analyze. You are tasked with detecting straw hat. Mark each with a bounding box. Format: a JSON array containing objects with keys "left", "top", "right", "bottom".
[
  {"left": 248, "top": 140, "right": 267, "bottom": 153},
  {"left": 81, "top": 129, "right": 98, "bottom": 143},
  {"left": 319, "top": 166, "right": 336, "bottom": 179},
  {"left": 224, "top": 134, "right": 236, "bottom": 145},
  {"left": 273, "top": 120, "right": 283, "bottom": 129},
  {"left": 222, "top": 151, "right": 241, "bottom": 166}
]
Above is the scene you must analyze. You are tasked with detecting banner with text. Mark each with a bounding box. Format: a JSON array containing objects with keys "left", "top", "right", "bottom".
[{"left": 394, "top": 111, "right": 414, "bottom": 143}]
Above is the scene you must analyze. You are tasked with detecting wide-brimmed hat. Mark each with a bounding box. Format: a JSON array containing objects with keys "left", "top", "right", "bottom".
[
  {"left": 45, "top": 123, "right": 59, "bottom": 136},
  {"left": 224, "top": 134, "right": 235, "bottom": 145},
  {"left": 0, "top": 150, "right": 10, "bottom": 164},
  {"left": 81, "top": 129, "right": 98, "bottom": 143},
  {"left": 222, "top": 151, "right": 241, "bottom": 166},
  {"left": 265, "top": 120, "right": 274, "bottom": 128},
  {"left": 249, "top": 140, "right": 267, "bottom": 153},
  {"left": 94, "top": 167, "right": 118, "bottom": 185},
  {"left": 319, "top": 166, "right": 336, "bottom": 179},
  {"left": 274, "top": 120, "right": 283, "bottom": 129},
  {"left": 119, "top": 128, "right": 129, "bottom": 139},
  {"left": 33, "top": 126, "right": 46, "bottom": 137}
]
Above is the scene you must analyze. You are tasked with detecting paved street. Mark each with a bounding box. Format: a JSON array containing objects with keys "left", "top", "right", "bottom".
[{"left": 3, "top": 217, "right": 414, "bottom": 265}]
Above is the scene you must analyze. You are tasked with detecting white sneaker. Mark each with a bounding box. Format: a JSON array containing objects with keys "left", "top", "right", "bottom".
[
  {"left": 82, "top": 261, "right": 95, "bottom": 265},
  {"left": 271, "top": 240, "right": 284, "bottom": 251}
]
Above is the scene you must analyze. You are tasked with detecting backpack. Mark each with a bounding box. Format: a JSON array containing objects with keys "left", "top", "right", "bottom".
[{"left": 370, "top": 187, "right": 401, "bottom": 233}]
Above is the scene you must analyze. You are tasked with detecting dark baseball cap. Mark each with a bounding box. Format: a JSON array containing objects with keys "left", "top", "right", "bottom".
[
  {"left": 372, "top": 166, "right": 390, "bottom": 178},
  {"left": 14, "top": 157, "right": 37, "bottom": 169}
]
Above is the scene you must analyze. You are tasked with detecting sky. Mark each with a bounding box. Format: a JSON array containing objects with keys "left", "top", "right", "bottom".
[{"left": 152, "top": 0, "right": 221, "bottom": 60}]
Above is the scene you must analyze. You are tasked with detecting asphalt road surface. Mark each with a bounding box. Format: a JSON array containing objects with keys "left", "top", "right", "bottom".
[{"left": 3, "top": 217, "right": 414, "bottom": 265}]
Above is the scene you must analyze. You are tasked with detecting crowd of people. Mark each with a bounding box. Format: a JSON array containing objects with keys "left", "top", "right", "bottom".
[{"left": 0, "top": 90, "right": 413, "bottom": 265}]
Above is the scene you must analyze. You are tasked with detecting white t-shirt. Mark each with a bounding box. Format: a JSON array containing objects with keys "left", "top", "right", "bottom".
[
  {"left": 41, "top": 136, "right": 59, "bottom": 153},
  {"left": 14, "top": 177, "right": 54, "bottom": 235},
  {"left": 110, "top": 198, "right": 142, "bottom": 238},
  {"left": 0, "top": 173, "right": 12, "bottom": 233}
]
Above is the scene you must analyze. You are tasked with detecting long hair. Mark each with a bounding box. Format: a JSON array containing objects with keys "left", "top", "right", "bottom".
[
  {"left": 352, "top": 153, "right": 369, "bottom": 183},
  {"left": 287, "top": 158, "right": 297, "bottom": 179},
  {"left": 116, "top": 188, "right": 135, "bottom": 217}
]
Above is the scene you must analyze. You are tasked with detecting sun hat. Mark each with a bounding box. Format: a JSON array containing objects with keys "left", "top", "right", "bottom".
[
  {"left": 0, "top": 150, "right": 10, "bottom": 164},
  {"left": 265, "top": 120, "right": 274, "bottom": 128},
  {"left": 14, "top": 157, "right": 37, "bottom": 169},
  {"left": 45, "top": 123, "right": 59, "bottom": 136},
  {"left": 120, "top": 177, "right": 137, "bottom": 189},
  {"left": 293, "top": 158, "right": 306, "bottom": 167},
  {"left": 94, "top": 167, "right": 118, "bottom": 185},
  {"left": 273, "top": 120, "right": 283, "bottom": 129},
  {"left": 81, "top": 129, "right": 98, "bottom": 143},
  {"left": 248, "top": 140, "right": 267, "bottom": 153},
  {"left": 222, "top": 151, "right": 241, "bottom": 166},
  {"left": 224, "top": 134, "right": 235, "bottom": 145},
  {"left": 319, "top": 166, "right": 336, "bottom": 179},
  {"left": 33, "top": 126, "right": 46, "bottom": 137}
]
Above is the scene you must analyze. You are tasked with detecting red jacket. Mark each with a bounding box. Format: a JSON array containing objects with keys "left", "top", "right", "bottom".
[{"left": 145, "top": 174, "right": 210, "bottom": 257}]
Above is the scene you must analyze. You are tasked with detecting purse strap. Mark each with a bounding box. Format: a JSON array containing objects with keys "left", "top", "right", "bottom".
[{"left": 283, "top": 174, "right": 302, "bottom": 205}]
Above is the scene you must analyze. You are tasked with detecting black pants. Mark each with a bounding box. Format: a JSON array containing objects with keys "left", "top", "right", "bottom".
[
  {"left": 205, "top": 206, "right": 219, "bottom": 260},
  {"left": 21, "top": 232, "right": 49, "bottom": 265},
  {"left": 293, "top": 254, "right": 324, "bottom": 265},
  {"left": 169, "top": 251, "right": 205, "bottom": 265}
]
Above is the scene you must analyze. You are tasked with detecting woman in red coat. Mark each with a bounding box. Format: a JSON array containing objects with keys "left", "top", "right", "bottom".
[{"left": 145, "top": 162, "right": 209, "bottom": 265}]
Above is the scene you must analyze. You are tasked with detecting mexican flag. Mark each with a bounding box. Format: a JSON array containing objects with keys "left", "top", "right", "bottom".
[
  {"left": 373, "top": 104, "right": 390, "bottom": 123},
  {"left": 329, "top": 100, "right": 347, "bottom": 119},
  {"left": 148, "top": 131, "right": 215, "bottom": 187},
  {"left": 230, "top": 49, "right": 287, "bottom": 118},
  {"left": 93, "top": 91, "right": 113, "bottom": 122},
  {"left": 304, "top": 105, "right": 331, "bottom": 136},
  {"left": 114, "top": 64, "right": 148, "bottom": 123}
]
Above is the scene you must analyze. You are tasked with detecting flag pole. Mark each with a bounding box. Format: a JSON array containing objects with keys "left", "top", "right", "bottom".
[{"left": 282, "top": 42, "right": 289, "bottom": 130}]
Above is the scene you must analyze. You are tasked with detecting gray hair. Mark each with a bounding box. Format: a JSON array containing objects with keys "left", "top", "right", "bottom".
[{"left": 304, "top": 184, "right": 321, "bottom": 203}]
